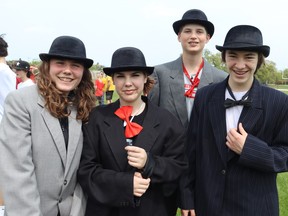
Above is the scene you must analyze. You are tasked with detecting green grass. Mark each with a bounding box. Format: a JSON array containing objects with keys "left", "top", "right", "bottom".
[{"left": 278, "top": 173, "right": 288, "bottom": 216}]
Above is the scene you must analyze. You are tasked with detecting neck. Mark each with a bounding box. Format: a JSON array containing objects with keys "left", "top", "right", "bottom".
[
  {"left": 228, "top": 77, "right": 254, "bottom": 92},
  {"left": 0, "top": 57, "right": 6, "bottom": 64},
  {"left": 120, "top": 99, "right": 145, "bottom": 116},
  {"left": 182, "top": 54, "right": 203, "bottom": 75}
]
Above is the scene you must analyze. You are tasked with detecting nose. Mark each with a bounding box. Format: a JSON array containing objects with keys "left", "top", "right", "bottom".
[
  {"left": 63, "top": 64, "right": 72, "bottom": 73},
  {"left": 124, "top": 77, "right": 132, "bottom": 86},
  {"left": 234, "top": 58, "right": 246, "bottom": 69}
]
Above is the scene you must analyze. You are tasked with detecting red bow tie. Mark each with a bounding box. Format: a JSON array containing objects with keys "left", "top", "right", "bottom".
[{"left": 114, "top": 106, "right": 143, "bottom": 138}]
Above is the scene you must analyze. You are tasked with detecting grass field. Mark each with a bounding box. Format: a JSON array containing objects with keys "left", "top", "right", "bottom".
[{"left": 108, "top": 87, "right": 288, "bottom": 216}]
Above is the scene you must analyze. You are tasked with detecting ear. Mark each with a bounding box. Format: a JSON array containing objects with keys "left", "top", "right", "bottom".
[
  {"left": 206, "top": 34, "right": 211, "bottom": 43},
  {"left": 144, "top": 74, "right": 148, "bottom": 83},
  {"left": 177, "top": 33, "right": 181, "bottom": 42}
]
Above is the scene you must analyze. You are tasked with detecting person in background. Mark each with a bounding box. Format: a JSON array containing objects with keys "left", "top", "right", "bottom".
[
  {"left": 14, "top": 59, "right": 35, "bottom": 89},
  {"left": 180, "top": 25, "right": 288, "bottom": 216},
  {"left": 104, "top": 74, "right": 115, "bottom": 104},
  {"left": 0, "top": 35, "right": 96, "bottom": 216},
  {"left": 78, "top": 47, "right": 187, "bottom": 216},
  {"left": 94, "top": 72, "right": 105, "bottom": 105},
  {"left": 148, "top": 9, "right": 227, "bottom": 129},
  {"left": 0, "top": 34, "right": 16, "bottom": 123}
]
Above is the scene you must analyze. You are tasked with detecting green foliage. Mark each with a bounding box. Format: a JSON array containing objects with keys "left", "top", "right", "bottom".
[{"left": 204, "top": 49, "right": 227, "bottom": 71}]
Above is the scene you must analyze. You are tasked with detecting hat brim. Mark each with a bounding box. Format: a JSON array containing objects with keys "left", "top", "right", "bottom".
[
  {"left": 215, "top": 45, "right": 270, "bottom": 57},
  {"left": 39, "top": 53, "right": 94, "bottom": 68},
  {"left": 103, "top": 66, "right": 154, "bottom": 76},
  {"left": 173, "top": 19, "right": 214, "bottom": 37}
]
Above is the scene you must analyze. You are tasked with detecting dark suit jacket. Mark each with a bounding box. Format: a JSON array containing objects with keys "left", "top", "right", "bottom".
[
  {"left": 181, "top": 78, "right": 288, "bottom": 216},
  {"left": 148, "top": 57, "right": 227, "bottom": 128},
  {"left": 78, "top": 97, "right": 187, "bottom": 216}
]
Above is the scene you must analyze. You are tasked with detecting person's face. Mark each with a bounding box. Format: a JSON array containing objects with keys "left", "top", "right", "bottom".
[
  {"left": 112, "top": 71, "right": 147, "bottom": 106},
  {"left": 15, "top": 69, "right": 27, "bottom": 80},
  {"left": 178, "top": 24, "right": 210, "bottom": 55},
  {"left": 49, "top": 59, "right": 84, "bottom": 94},
  {"left": 225, "top": 50, "right": 258, "bottom": 91}
]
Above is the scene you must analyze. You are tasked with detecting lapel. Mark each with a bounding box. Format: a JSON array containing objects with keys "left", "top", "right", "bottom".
[
  {"left": 65, "top": 106, "right": 82, "bottom": 176},
  {"left": 198, "top": 59, "right": 214, "bottom": 89},
  {"left": 133, "top": 98, "right": 159, "bottom": 153},
  {"left": 169, "top": 57, "right": 188, "bottom": 127},
  {"left": 104, "top": 101, "right": 129, "bottom": 170},
  {"left": 103, "top": 99, "right": 160, "bottom": 171},
  {"left": 38, "top": 97, "right": 67, "bottom": 166},
  {"left": 238, "top": 79, "right": 263, "bottom": 134},
  {"left": 208, "top": 79, "right": 228, "bottom": 165}
]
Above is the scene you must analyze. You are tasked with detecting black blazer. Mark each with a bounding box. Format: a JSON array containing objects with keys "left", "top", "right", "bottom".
[
  {"left": 180, "top": 78, "right": 288, "bottom": 216},
  {"left": 78, "top": 97, "right": 187, "bottom": 216}
]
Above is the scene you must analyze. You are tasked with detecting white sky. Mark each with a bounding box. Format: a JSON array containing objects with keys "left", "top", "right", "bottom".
[{"left": 2, "top": 0, "right": 287, "bottom": 70}]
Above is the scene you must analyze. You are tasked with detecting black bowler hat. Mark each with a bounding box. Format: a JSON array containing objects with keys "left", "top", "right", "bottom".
[
  {"left": 103, "top": 47, "right": 154, "bottom": 76},
  {"left": 14, "top": 60, "right": 30, "bottom": 72},
  {"left": 39, "top": 36, "right": 93, "bottom": 68},
  {"left": 173, "top": 9, "right": 214, "bottom": 37},
  {"left": 216, "top": 25, "right": 270, "bottom": 57}
]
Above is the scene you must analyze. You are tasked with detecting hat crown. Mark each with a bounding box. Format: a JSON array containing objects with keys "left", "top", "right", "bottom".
[
  {"left": 215, "top": 25, "right": 270, "bottom": 57},
  {"left": 39, "top": 35, "right": 93, "bottom": 68},
  {"left": 48, "top": 36, "right": 87, "bottom": 59},
  {"left": 224, "top": 25, "right": 263, "bottom": 47},
  {"left": 172, "top": 9, "right": 214, "bottom": 37},
  {"left": 15, "top": 60, "right": 30, "bottom": 71},
  {"left": 182, "top": 9, "right": 208, "bottom": 21},
  {"left": 111, "top": 47, "right": 147, "bottom": 68}
]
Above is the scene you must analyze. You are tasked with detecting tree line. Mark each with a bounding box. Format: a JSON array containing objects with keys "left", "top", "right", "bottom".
[{"left": 8, "top": 49, "right": 288, "bottom": 85}]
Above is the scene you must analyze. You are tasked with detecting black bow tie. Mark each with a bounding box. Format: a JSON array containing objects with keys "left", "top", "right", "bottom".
[{"left": 224, "top": 98, "right": 252, "bottom": 108}]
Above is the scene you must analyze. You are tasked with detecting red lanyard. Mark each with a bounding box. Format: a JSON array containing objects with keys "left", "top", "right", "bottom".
[{"left": 183, "top": 59, "right": 204, "bottom": 98}]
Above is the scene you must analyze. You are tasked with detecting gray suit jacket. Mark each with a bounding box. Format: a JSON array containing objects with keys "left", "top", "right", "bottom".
[
  {"left": 148, "top": 57, "right": 227, "bottom": 128},
  {"left": 0, "top": 85, "right": 86, "bottom": 216}
]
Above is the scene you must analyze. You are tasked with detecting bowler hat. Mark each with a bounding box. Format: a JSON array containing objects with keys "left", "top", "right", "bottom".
[
  {"left": 173, "top": 9, "right": 214, "bottom": 37},
  {"left": 39, "top": 36, "right": 93, "bottom": 68},
  {"left": 103, "top": 47, "right": 154, "bottom": 76},
  {"left": 15, "top": 60, "right": 30, "bottom": 72},
  {"left": 216, "top": 25, "right": 270, "bottom": 57}
]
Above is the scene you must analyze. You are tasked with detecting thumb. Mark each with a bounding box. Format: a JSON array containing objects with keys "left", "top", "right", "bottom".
[{"left": 238, "top": 122, "right": 246, "bottom": 135}]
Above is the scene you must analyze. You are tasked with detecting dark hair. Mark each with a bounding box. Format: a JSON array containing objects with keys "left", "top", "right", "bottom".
[
  {"left": 0, "top": 34, "right": 8, "bottom": 57},
  {"left": 221, "top": 50, "right": 265, "bottom": 74}
]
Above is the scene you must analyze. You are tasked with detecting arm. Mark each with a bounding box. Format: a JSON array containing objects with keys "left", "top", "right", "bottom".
[
  {"left": 237, "top": 97, "right": 288, "bottom": 172},
  {"left": 179, "top": 97, "right": 200, "bottom": 212},
  {"left": 0, "top": 92, "right": 42, "bottom": 216}
]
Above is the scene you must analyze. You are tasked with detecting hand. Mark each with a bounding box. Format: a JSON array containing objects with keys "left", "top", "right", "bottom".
[
  {"left": 226, "top": 123, "right": 248, "bottom": 154},
  {"left": 133, "top": 172, "right": 150, "bottom": 197},
  {"left": 181, "top": 209, "right": 196, "bottom": 216},
  {"left": 125, "top": 146, "right": 147, "bottom": 169}
]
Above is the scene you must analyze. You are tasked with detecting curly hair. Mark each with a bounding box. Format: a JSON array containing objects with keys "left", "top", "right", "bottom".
[
  {"left": 37, "top": 60, "right": 96, "bottom": 122},
  {"left": 144, "top": 75, "right": 155, "bottom": 96}
]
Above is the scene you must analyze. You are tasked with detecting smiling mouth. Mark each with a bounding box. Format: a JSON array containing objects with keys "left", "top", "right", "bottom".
[
  {"left": 59, "top": 77, "right": 73, "bottom": 82},
  {"left": 234, "top": 71, "right": 247, "bottom": 75}
]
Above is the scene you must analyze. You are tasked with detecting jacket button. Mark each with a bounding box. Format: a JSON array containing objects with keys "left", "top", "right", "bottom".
[
  {"left": 64, "top": 180, "right": 67, "bottom": 185},
  {"left": 221, "top": 170, "right": 226, "bottom": 175}
]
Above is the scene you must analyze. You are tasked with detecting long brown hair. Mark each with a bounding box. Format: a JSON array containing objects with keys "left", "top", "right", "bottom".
[{"left": 37, "top": 60, "right": 96, "bottom": 122}]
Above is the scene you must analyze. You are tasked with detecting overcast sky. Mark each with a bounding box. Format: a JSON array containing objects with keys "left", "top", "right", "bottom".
[{"left": 2, "top": 0, "right": 287, "bottom": 70}]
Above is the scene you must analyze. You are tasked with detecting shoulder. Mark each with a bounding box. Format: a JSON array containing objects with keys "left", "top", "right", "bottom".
[
  {"left": 154, "top": 57, "right": 181, "bottom": 72},
  {"left": 147, "top": 99, "right": 184, "bottom": 127},
  {"left": 203, "top": 60, "right": 227, "bottom": 78}
]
